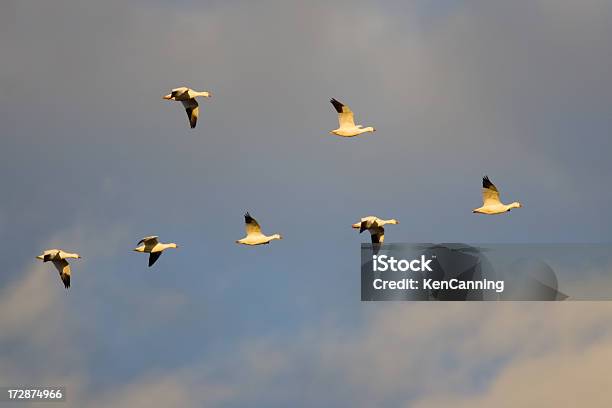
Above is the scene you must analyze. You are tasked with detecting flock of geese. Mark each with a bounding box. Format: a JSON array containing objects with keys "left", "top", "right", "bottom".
[{"left": 36, "top": 87, "right": 523, "bottom": 289}]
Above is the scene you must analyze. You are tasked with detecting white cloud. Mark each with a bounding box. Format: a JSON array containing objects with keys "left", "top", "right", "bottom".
[{"left": 414, "top": 338, "right": 612, "bottom": 407}]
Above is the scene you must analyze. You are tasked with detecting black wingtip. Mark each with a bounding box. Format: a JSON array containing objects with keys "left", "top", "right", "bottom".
[
  {"left": 330, "top": 98, "right": 344, "bottom": 113},
  {"left": 148, "top": 252, "right": 162, "bottom": 267},
  {"left": 244, "top": 212, "right": 255, "bottom": 223},
  {"left": 482, "top": 175, "right": 493, "bottom": 188},
  {"left": 186, "top": 107, "right": 197, "bottom": 128}
]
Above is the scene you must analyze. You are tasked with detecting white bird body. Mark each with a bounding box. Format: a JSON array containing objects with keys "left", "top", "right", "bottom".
[
  {"left": 133, "top": 242, "right": 178, "bottom": 253},
  {"left": 332, "top": 126, "right": 376, "bottom": 137},
  {"left": 352, "top": 216, "right": 399, "bottom": 243},
  {"left": 473, "top": 176, "right": 522, "bottom": 215},
  {"left": 133, "top": 236, "right": 178, "bottom": 267},
  {"left": 36, "top": 249, "right": 81, "bottom": 289},
  {"left": 163, "top": 87, "right": 212, "bottom": 129},
  {"left": 236, "top": 212, "right": 282, "bottom": 246},
  {"left": 329, "top": 98, "right": 375, "bottom": 137},
  {"left": 237, "top": 233, "right": 282, "bottom": 246},
  {"left": 164, "top": 87, "right": 211, "bottom": 101}
]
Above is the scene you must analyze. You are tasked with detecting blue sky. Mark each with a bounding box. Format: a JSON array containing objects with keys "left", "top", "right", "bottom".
[{"left": 1, "top": 0, "right": 612, "bottom": 406}]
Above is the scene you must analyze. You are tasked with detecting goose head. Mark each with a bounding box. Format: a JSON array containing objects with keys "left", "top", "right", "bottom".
[{"left": 508, "top": 202, "right": 522, "bottom": 211}]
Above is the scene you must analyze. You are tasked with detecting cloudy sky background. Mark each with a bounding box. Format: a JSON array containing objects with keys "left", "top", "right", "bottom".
[{"left": 1, "top": 0, "right": 612, "bottom": 406}]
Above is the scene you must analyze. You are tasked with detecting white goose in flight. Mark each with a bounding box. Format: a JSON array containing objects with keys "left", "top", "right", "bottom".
[
  {"left": 473, "top": 176, "right": 522, "bottom": 214},
  {"left": 163, "top": 87, "right": 212, "bottom": 129},
  {"left": 36, "top": 249, "right": 81, "bottom": 289},
  {"left": 352, "top": 216, "right": 399, "bottom": 244},
  {"left": 236, "top": 212, "right": 283, "bottom": 246},
  {"left": 329, "top": 98, "right": 376, "bottom": 137},
  {"left": 133, "top": 236, "right": 178, "bottom": 267}
]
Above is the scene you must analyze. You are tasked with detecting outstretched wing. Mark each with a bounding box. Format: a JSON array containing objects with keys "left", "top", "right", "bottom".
[
  {"left": 170, "top": 87, "right": 190, "bottom": 99},
  {"left": 52, "top": 259, "right": 71, "bottom": 289},
  {"left": 181, "top": 99, "right": 199, "bottom": 129},
  {"left": 482, "top": 175, "right": 501, "bottom": 206},
  {"left": 360, "top": 219, "right": 378, "bottom": 234},
  {"left": 359, "top": 220, "right": 368, "bottom": 233},
  {"left": 371, "top": 226, "right": 385, "bottom": 244},
  {"left": 138, "top": 236, "right": 159, "bottom": 247},
  {"left": 244, "top": 212, "right": 262, "bottom": 236},
  {"left": 330, "top": 98, "right": 355, "bottom": 129},
  {"left": 148, "top": 252, "right": 162, "bottom": 267}
]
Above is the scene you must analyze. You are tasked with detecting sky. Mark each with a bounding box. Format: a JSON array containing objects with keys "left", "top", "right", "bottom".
[{"left": 1, "top": 0, "right": 612, "bottom": 406}]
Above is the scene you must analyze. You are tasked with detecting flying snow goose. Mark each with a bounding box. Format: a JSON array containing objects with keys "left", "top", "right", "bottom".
[
  {"left": 352, "top": 216, "right": 399, "bottom": 244},
  {"left": 473, "top": 176, "right": 522, "bottom": 214},
  {"left": 133, "top": 236, "right": 178, "bottom": 267},
  {"left": 36, "top": 249, "right": 81, "bottom": 289},
  {"left": 329, "top": 98, "right": 376, "bottom": 137},
  {"left": 163, "top": 87, "right": 212, "bottom": 129},
  {"left": 236, "top": 212, "right": 283, "bottom": 246}
]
